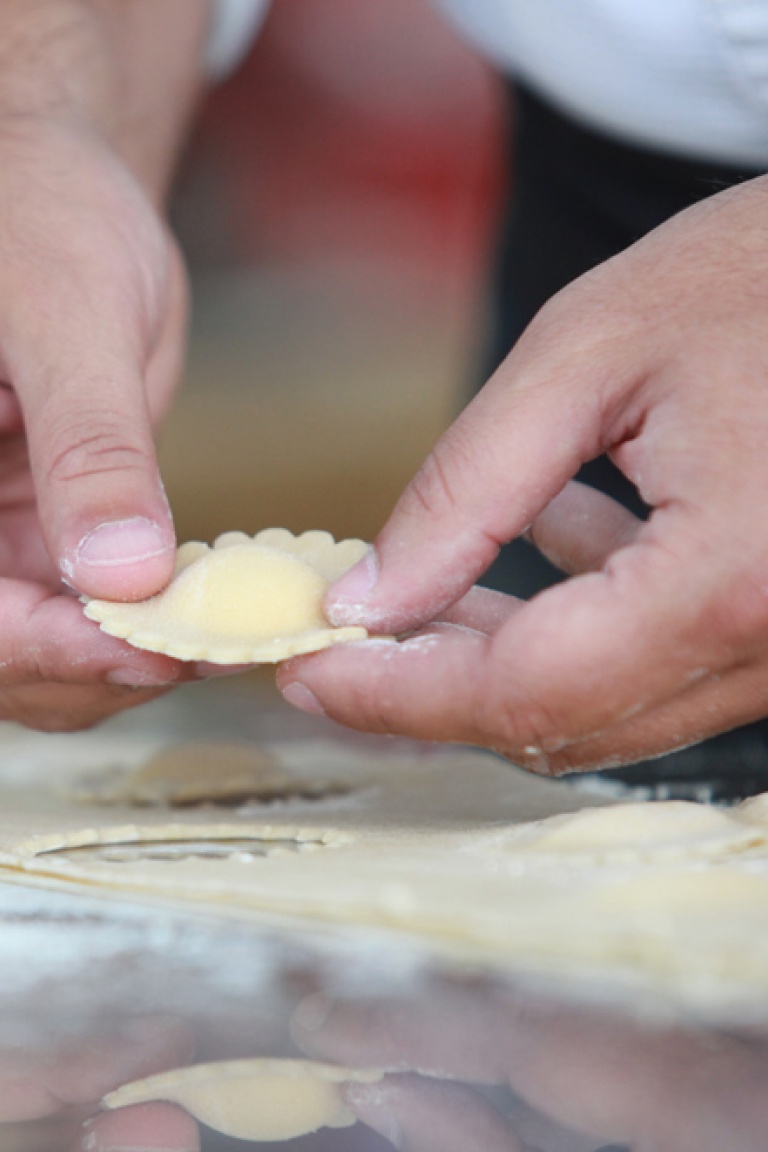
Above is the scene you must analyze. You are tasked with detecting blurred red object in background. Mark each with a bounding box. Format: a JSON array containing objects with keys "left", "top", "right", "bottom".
[{"left": 176, "top": 0, "right": 505, "bottom": 303}]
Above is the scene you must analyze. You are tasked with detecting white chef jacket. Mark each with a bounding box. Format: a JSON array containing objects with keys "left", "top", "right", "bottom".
[{"left": 209, "top": 0, "right": 768, "bottom": 166}]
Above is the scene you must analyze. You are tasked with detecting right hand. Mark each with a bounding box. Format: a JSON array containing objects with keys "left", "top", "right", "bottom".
[
  {"left": 0, "top": 115, "right": 195, "bottom": 730},
  {"left": 281, "top": 174, "right": 768, "bottom": 773},
  {"left": 293, "top": 982, "right": 768, "bottom": 1152}
]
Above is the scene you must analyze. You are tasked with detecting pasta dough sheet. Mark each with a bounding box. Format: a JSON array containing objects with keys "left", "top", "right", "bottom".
[{"left": 0, "top": 732, "right": 767, "bottom": 1014}]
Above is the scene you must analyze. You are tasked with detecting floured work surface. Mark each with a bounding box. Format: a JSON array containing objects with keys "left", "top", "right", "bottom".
[{"left": 0, "top": 727, "right": 768, "bottom": 1015}]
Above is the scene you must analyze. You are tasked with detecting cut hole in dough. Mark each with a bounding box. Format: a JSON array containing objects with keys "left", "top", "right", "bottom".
[
  {"left": 41, "top": 837, "right": 317, "bottom": 864},
  {"left": 102, "top": 1058, "right": 384, "bottom": 1141},
  {"left": 83, "top": 529, "right": 371, "bottom": 663},
  {"left": 80, "top": 743, "right": 354, "bottom": 809},
  {"left": 35, "top": 824, "right": 332, "bottom": 865}
]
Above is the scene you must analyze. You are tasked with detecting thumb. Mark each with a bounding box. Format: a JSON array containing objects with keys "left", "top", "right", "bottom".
[
  {"left": 9, "top": 292, "right": 176, "bottom": 603},
  {"left": 327, "top": 305, "right": 639, "bottom": 632}
]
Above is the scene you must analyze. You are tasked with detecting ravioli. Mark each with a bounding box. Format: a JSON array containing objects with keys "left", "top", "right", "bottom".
[
  {"left": 102, "top": 1058, "right": 383, "bottom": 1142},
  {"left": 83, "top": 529, "right": 370, "bottom": 663}
]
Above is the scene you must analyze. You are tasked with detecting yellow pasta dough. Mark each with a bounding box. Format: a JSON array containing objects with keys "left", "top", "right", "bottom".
[
  {"left": 83, "top": 529, "right": 370, "bottom": 663},
  {"left": 102, "top": 1059, "right": 383, "bottom": 1141},
  {"left": 76, "top": 742, "right": 353, "bottom": 808},
  {"left": 3, "top": 730, "right": 768, "bottom": 1016},
  {"left": 507, "top": 799, "right": 761, "bottom": 862}
]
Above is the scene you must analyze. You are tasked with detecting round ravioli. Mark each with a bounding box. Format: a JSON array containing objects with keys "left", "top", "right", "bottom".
[
  {"left": 83, "top": 529, "right": 370, "bottom": 663},
  {"left": 102, "top": 1058, "right": 384, "bottom": 1142}
]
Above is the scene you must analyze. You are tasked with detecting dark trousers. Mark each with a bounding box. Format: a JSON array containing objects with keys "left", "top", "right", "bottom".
[{"left": 481, "top": 84, "right": 768, "bottom": 796}]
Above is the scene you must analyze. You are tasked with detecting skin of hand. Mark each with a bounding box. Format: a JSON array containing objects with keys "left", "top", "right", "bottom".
[
  {"left": 0, "top": 1015, "right": 197, "bottom": 1152},
  {"left": 292, "top": 984, "right": 768, "bottom": 1152},
  {"left": 0, "top": 1, "right": 213, "bottom": 730},
  {"left": 279, "top": 174, "right": 768, "bottom": 774}
]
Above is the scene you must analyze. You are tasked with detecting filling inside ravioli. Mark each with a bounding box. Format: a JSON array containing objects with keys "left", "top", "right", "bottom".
[
  {"left": 83, "top": 528, "right": 371, "bottom": 662},
  {"left": 166, "top": 545, "right": 327, "bottom": 640}
]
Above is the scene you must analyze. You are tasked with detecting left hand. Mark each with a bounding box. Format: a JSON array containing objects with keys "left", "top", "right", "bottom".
[
  {"left": 0, "top": 117, "right": 193, "bottom": 731},
  {"left": 0, "top": 0, "right": 214, "bottom": 732},
  {"left": 0, "top": 1017, "right": 196, "bottom": 1152}
]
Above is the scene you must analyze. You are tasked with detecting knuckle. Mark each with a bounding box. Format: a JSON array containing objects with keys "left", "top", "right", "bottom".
[
  {"left": 516, "top": 282, "right": 588, "bottom": 359},
  {"left": 480, "top": 681, "right": 572, "bottom": 763},
  {"left": 515, "top": 266, "right": 637, "bottom": 388},
  {"left": 402, "top": 429, "right": 479, "bottom": 522},
  {"left": 346, "top": 663, "right": 408, "bottom": 738},
  {"left": 361, "top": 685, "right": 403, "bottom": 738},
  {"left": 405, "top": 445, "right": 460, "bottom": 520},
  {"left": 43, "top": 413, "right": 152, "bottom": 488},
  {"left": 691, "top": 564, "right": 768, "bottom": 658}
]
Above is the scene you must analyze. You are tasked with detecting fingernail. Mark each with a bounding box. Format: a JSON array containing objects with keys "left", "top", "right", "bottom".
[
  {"left": 281, "top": 682, "right": 325, "bottom": 716},
  {"left": 518, "top": 747, "right": 551, "bottom": 775},
  {"left": 107, "top": 668, "right": 179, "bottom": 688},
  {"left": 342, "top": 1087, "right": 403, "bottom": 1149},
  {"left": 75, "top": 518, "right": 171, "bottom": 568},
  {"left": 327, "top": 549, "right": 378, "bottom": 625},
  {"left": 292, "top": 993, "right": 334, "bottom": 1034}
]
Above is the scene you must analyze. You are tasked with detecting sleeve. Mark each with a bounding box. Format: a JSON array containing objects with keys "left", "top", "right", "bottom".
[
  {"left": 706, "top": 0, "right": 768, "bottom": 109},
  {"left": 206, "top": 0, "right": 271, "bottom": 78}
]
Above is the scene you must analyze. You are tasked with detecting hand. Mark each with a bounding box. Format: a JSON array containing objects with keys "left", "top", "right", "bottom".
[
  {"left": 0, "top": 0, "right": 216, "bottom": 731},
  {"left": 0, "top": 1016, "right": 196, "bottom": 1152},
  {"left": 292, "top": 981, "right": 768, "bottom": 1152},
  {"left": 279, "top": 175, "right": 768, "bottom": 772},
  {"left": 0, "top": 116, "right": 197, "bottom": 730}
]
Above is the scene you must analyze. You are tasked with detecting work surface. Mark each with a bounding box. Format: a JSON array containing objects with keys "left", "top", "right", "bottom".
[{"left": 1, "top": 681, "right": 767, "bottom": 1152}]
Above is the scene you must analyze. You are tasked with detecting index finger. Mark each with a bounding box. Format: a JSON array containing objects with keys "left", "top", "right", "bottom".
[{"left": 324, "top": 290, "right": 642, "bottom": 635}]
